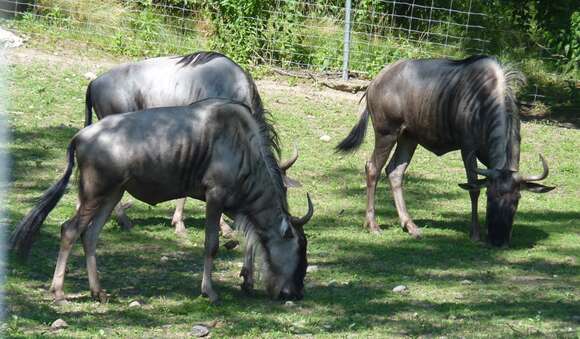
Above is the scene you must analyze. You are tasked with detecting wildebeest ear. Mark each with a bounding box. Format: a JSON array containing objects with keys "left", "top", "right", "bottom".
[
  {"left": 283, "top": 175, "right": 302, "bottom": 188},
  {"left": 458, "top": 179, "right": 488, "bottom": 190},
  {"left": 520, "top": 182, "right": 555, "bottom": 193}
]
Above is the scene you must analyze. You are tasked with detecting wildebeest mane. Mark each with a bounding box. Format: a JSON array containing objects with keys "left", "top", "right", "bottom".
[
  {"left": 503, "top": 67, "right": 526, "bottom": 171},
  {"left": 253, "top": 108, "right": 287, "bottom": 210},
  {"left": 175, "top": 51, "right": 225, "bottom": 67}
]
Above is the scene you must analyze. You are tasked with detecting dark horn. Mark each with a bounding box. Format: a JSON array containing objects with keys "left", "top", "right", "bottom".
[
  {"left": 521, "top": 154, "right": 549, "bottom": 182},
  {"left": 279, "top": 145, "right": 299, "bottom": 171},
  {"left": 290, "top": 193, "right": 313, "bottom": 227},
  {"left": 475, "top": 167, "right": 496, "bottom": 178}
]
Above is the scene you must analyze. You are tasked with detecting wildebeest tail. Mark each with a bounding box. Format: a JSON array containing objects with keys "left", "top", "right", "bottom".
[
  {"left": 10, "top": 141, "right": 76, "bottom": 258},
  {"left": 335, "top": 92, "right": 370, "bottom": 153},
  {"left": 84, "top": 81, "right": 94, "bottom": 126}
]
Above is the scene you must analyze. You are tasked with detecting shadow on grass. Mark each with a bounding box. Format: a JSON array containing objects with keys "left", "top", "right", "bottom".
[{"left": 9, "top": 126, "right": 79, "bottom": 182}]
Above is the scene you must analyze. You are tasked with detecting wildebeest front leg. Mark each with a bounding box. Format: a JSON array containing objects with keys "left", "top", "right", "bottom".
[
  {"left": 386, "top": 136, "right": 419, "bottom": 238},
  {"left": 461, "top": 150, "right": 481, "bottom": 241},
  {"left": 201, "top": 194, "right": 222, "bottom": 304},
  {"left": 364, "top": 132, "right": 397, "bottom": 233},
  {"left": 113, "top": 201, "right": 133, "bottom": 231}
]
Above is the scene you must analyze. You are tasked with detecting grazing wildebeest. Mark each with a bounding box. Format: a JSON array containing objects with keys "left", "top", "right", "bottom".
[
  {"left": 85, "top": 51, "right": 299, "bottom": 234},
  {"left": 336, "top": 55, "right": 554, "bottom": 247},
  {"left": 10, "top": 98, "right": 313, "bottom": 304}
]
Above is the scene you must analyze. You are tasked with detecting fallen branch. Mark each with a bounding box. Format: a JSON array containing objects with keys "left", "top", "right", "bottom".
[{"left": 307, "top": 73, "right": 369, "bottom": 93}]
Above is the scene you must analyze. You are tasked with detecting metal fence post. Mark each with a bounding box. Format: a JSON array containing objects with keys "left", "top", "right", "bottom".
[{"left": 342, "top": 0, "right": 352, "bottom": 80}]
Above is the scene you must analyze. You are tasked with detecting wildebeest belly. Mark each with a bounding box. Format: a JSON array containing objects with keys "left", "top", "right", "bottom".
[
  {"left": 124, "top": 177, "right": 205, "bottom": 206},
  {"left": 403, "top": 128, "right": 459, "bottom": 156}
]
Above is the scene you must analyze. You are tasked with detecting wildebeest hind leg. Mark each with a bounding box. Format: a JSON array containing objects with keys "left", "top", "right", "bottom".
[
  {"left": 81, "top": 190, "right": 124, "bottom": 303},
  {"left": 386, "top": 136, "right": 420, "bottom": 238},
  {"left": 49, "top": 200, "right": 100, "bottom": 304},
  {"left": 364, "top": 133, "right": 397, "bottom": 233},
  {"left": 171, "top": 198, "right": 187, "bottom": 235}
]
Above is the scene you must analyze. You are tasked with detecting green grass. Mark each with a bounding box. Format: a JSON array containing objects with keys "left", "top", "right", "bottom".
[{"left": 2, "top": 52, "right": 579, "bottom": 337}]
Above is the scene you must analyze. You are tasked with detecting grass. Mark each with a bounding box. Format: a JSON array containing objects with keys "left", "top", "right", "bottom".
[{"left": 2, "top": 47, "right": 579, "bottom": 337}]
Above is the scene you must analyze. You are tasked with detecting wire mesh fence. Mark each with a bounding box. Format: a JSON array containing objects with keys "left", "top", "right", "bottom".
[{"left": 0, "top": 0, "right": 577, "bottom": 106}]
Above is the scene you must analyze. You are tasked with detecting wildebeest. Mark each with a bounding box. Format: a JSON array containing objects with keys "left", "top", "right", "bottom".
[
  {"left": 337, "top": 55, "right": 554, "bottom": 247},
  {"left": 85, "top": 51, "right": 299, "bottom": 234},
  {"left": 10, "top": 98, "right": 313, "bottom": 303}
]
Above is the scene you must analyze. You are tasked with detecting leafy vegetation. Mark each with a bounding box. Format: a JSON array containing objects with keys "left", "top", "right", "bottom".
[
  {"left": 2, "top": 49, "right": 579, "bottom": 337},
  {"left": 2, "top": 0, "right": 576, "bottom": 117}
]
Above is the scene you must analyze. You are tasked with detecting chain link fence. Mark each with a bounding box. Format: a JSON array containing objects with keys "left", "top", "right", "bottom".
[{"left": 0, "top": 0, "right": 577, "bottom": 112}]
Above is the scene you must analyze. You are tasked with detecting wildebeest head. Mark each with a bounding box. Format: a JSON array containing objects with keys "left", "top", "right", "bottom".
[
  {"left": 460, "top": 155, "right": 554, "bottom": 247},
  {"left": 263, "top": 194, "right": 313, "bottom": 300}
]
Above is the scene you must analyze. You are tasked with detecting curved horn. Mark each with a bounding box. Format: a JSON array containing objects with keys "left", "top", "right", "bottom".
[
  {"left": 520, "top": 154, "right": 549, "bottom": 182},
  {"left": 279, "top": 145, "right": 299, "bottom": 171},
  {"left": 290, "top": 193, "right": 314, "bottom": 227},
  {"left": 475, "top": 167, "right": 497, "bottom": 178}
]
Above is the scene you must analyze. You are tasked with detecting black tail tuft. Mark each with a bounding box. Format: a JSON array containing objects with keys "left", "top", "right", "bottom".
[
  {"left": 10, "top": 142, "right": 76, "bottom": 258},
  {"left": 335, "top": 108, "right": 370, "bottom": 153}
]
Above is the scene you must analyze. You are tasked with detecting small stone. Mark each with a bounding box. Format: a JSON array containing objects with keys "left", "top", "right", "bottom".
[
  {"left": 160, "top": 256, "right": 169, "bottom": 263},
  {"left": 454, "top": 293, "right": 465, "bottom": 300},
  {"left": 84, "top": 72, "right": 97, "bottom": 81},
  {"left": 128, "top": 300, "right": 141, "bottom": 308},
  {"left": 460, "top": 279, "right": 473, "bottom": 285},
  {"left": 319, "top": 134, "right": 331, "bottom": 142},
  {"left": 50, "top": 318, "right": 68, "bottom": 330},
  {"left": 190, "top": 325, "right": 210, "bottom": 337},
  {"left": 392, "top": 285, "right": 408, "bottom": 293},
  {"left": 327, "top": 279, "right": 338, "bottom": 287},
  {"left": 99, "top": 329, "right": 105, "bottom": 335},
  {"left": 284, "top": 301, "right": 295, "bottom": 307},
  {"left": 307, "top": 265, "right": 319, "bottom": 273}
]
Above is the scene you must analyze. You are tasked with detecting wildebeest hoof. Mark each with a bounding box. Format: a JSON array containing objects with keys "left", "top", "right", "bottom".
[
  {"left": 363, "top": 220, "right": 382, "bottom": 234},
  {"left": 91, "top": 290, "right": 109, "bottom": 303},
  {"left": 173, "top": 222, "right": 187, "bottom": 236},
  {"left": 240, "top": 282, "right": 254, "bottom": 294},
  {"left": 201, "top": 291, "right": 220, "bottom": 305},
  {"left": 403, "top": 221, "right": 421, "bottom": 238},
  {"left": 53, "top": 298, "right": 68, "bottom": 306}
]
